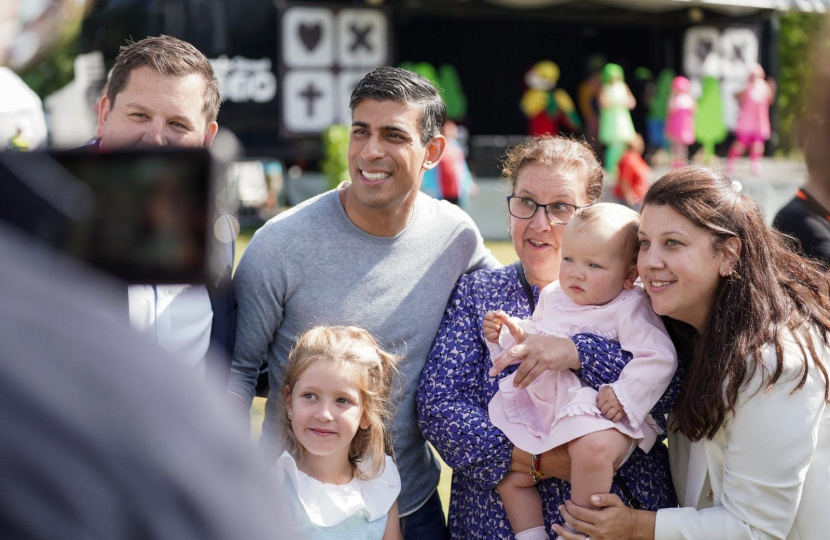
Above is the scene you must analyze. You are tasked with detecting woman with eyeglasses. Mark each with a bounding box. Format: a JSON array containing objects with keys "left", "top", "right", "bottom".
[{"left": 416, "top": 136, "right": 680, "bottom": 539}]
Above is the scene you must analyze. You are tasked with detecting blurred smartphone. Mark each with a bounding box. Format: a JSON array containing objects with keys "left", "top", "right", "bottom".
[{"left": 0, "top": 148, "right": 213, "bottom": 284}]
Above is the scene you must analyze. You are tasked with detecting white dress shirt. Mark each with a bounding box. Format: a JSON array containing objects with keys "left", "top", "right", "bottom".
[{"left": 128, "top": 284, "right": 213, "bottom": 374}]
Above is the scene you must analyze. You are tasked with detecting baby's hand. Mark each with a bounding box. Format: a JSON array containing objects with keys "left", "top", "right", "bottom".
[
  {"left": 598, "top": 387, "right": 626, "bottom": 423},
  {"left": 483, "top": 311, "right": 504, "bottom": 343}
]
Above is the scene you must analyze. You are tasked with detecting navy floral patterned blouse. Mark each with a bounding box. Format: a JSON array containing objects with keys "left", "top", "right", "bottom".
[{"left": 417, "top": 265, "right": 681, "bottom": 539}]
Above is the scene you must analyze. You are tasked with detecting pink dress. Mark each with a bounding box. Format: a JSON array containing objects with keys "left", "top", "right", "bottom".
[
  {"left": 664, "top": 93, "right": 696, "bottom": 146},
  {"left": 735, "top": 82, "right": 772, "bottom": 141},
  {"left": 487, "top": 282, "right": 676, "bottom": 455}
]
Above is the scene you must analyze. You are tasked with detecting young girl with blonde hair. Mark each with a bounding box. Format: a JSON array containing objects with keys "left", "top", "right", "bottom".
[{"left": 273, "top": 325, "right": 402, "bottom": 539}]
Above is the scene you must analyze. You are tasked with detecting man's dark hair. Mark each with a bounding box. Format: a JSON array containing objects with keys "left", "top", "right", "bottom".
[
  {"left": 107, "top": 35, "right": 221, "bottom": 125},
  {"left": 349, "top": 66, "right": 446, "bottom": 145}
]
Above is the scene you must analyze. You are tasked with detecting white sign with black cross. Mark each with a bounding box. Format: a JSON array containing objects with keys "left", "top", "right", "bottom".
[
  {"left": 282, "top": 70, "right": 335, "bottom": 132},
  {"left": 280, "top": 5, "right": 389, "bottom": 136}
]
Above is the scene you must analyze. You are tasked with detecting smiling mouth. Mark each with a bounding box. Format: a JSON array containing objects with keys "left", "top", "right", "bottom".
[
  {"left": 649, "top": 280, "right": 674, "bottom": 289},
  {"left": 527, "top": 239, "right": 549, "bottom": 248},
  {"left": 309, "top": 428, "right": 337, "bottom": 437},
  {"left": 360, "top": 170, "right": 391, "bottom": 182}
]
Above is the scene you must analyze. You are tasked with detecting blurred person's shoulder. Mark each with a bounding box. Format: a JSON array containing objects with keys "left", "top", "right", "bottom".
[{"left": 0, "top": 224, "right": 286, "bottom": 540}]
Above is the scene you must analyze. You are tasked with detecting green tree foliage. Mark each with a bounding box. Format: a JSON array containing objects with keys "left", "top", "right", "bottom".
[
  {"left": 321, "top": 124, "right": 351, "bottom": 191},
  {"left": 777, "top": 12, "right": 825, "bottom": 155},
  {"left": 19, "top": 23, "right": 81, "bottom": 99}
]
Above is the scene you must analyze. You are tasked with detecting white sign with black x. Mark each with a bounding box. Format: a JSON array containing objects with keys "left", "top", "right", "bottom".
[{"left": 337, "top": 9, "right": 387, "bottom": 68}]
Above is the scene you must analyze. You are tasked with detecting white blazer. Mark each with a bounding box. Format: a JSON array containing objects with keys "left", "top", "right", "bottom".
[{"left": 655, "top": 334, "right": 830, "bottom": 540}]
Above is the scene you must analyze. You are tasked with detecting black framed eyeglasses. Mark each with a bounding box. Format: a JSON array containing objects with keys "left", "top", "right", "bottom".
[{"left": 506, "top": 196, "right": 588, "bottom": 225}]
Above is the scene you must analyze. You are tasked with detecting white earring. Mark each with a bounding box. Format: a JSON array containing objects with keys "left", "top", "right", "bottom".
[{"left": 287, "top": 411, "right": 293, "bottom": 419}]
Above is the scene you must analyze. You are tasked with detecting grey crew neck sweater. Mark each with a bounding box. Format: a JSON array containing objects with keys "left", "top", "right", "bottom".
[{"left": 228, "top": 186, "right": 497, "bottom": 514}]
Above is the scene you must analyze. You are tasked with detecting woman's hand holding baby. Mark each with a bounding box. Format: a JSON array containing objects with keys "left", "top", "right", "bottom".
[
  {"left": 489, "top": 315, "right": 581, "bottom": 387},
  {"left": 597, "top": 387, "right": 625, "bottom": 422}
]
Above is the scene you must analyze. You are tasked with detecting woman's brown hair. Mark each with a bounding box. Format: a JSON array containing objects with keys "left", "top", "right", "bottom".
[
  {"left": 501, "top": 135, "right": 604, "bottom": 203},
  {"left": 279, "top": 326, "right": 400, "bottom": 480},
  {"left": 644, "top": 167, "right": 830, "bottom": 441}
]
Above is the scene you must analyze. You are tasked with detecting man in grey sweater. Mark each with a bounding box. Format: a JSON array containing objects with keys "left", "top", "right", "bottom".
[{"left": 227, "top": 66, "right": 498, "bottom": 537}]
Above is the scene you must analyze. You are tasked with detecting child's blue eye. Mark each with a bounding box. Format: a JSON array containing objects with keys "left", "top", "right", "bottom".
[{"left": 589, "top": 263, "right": 601, "bottom": 269}]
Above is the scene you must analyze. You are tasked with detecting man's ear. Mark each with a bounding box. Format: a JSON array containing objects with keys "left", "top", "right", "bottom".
[
  {"left": 203, "top": 121, "right": 219, "bottom": 148},
  {"left": 422, "top": 134, "right": 446, "bottom": 171},
  {"left": 623, "top": 264, "right": 639, "bottom": 290},
  {"left": 720, "top": 237, "right": 742, "bottom": 276},
  {"left": 96, "top": 95, "right": 111, "bottom": 138}
]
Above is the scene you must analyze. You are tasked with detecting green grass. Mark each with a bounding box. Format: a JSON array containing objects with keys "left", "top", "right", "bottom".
[{"left": 239, "top": 226, "right": 518, "bottom": 520}]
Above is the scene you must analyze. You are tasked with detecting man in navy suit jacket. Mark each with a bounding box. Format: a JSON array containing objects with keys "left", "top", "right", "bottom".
[{"left": 94, "top": 35, "right": 236, "bottom": 376}]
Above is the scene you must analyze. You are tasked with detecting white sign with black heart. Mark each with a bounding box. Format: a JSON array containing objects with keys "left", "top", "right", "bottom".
[{"left": 282, "top": 7, "right": 334, "bottom": 68}]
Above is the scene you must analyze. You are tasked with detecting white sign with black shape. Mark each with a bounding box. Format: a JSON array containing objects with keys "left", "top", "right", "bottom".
[
  {"left": 337, "top": 9, "right": 387, "bottom": 68},
  {"left": 336, "top": 69, "right": 371, "bottom": 125},
  {"left": 282, "top": 7, "right": 334, "bottom": 68},
  {"left": 283, "top": 71, "right": 335, "bottom": 132},
  {"left": 280, "top": 5, "right": 389, "bottom": 135}
]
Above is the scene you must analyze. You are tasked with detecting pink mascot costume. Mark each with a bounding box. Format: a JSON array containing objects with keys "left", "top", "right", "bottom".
[
  {"left": 727, "top": 63, "right": 776, "bottom": 176},
  {"left": 664, "top": 76, "right": 696, "bottom": 169}
]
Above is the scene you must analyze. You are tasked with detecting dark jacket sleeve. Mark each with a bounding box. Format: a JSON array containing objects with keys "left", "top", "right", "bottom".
[{"left": 208, "top": 237, "right": 237, "bottom": 375}]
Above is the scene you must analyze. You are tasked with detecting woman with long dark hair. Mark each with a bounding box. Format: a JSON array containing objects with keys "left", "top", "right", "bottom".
[{"left": 553, "top": 167, "right": 830, "bottom": 540}]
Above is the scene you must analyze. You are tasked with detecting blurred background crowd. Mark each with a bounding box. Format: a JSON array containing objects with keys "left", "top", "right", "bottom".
[{"left": 4, "top": 0, "right": 828, "bottom": 239}]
